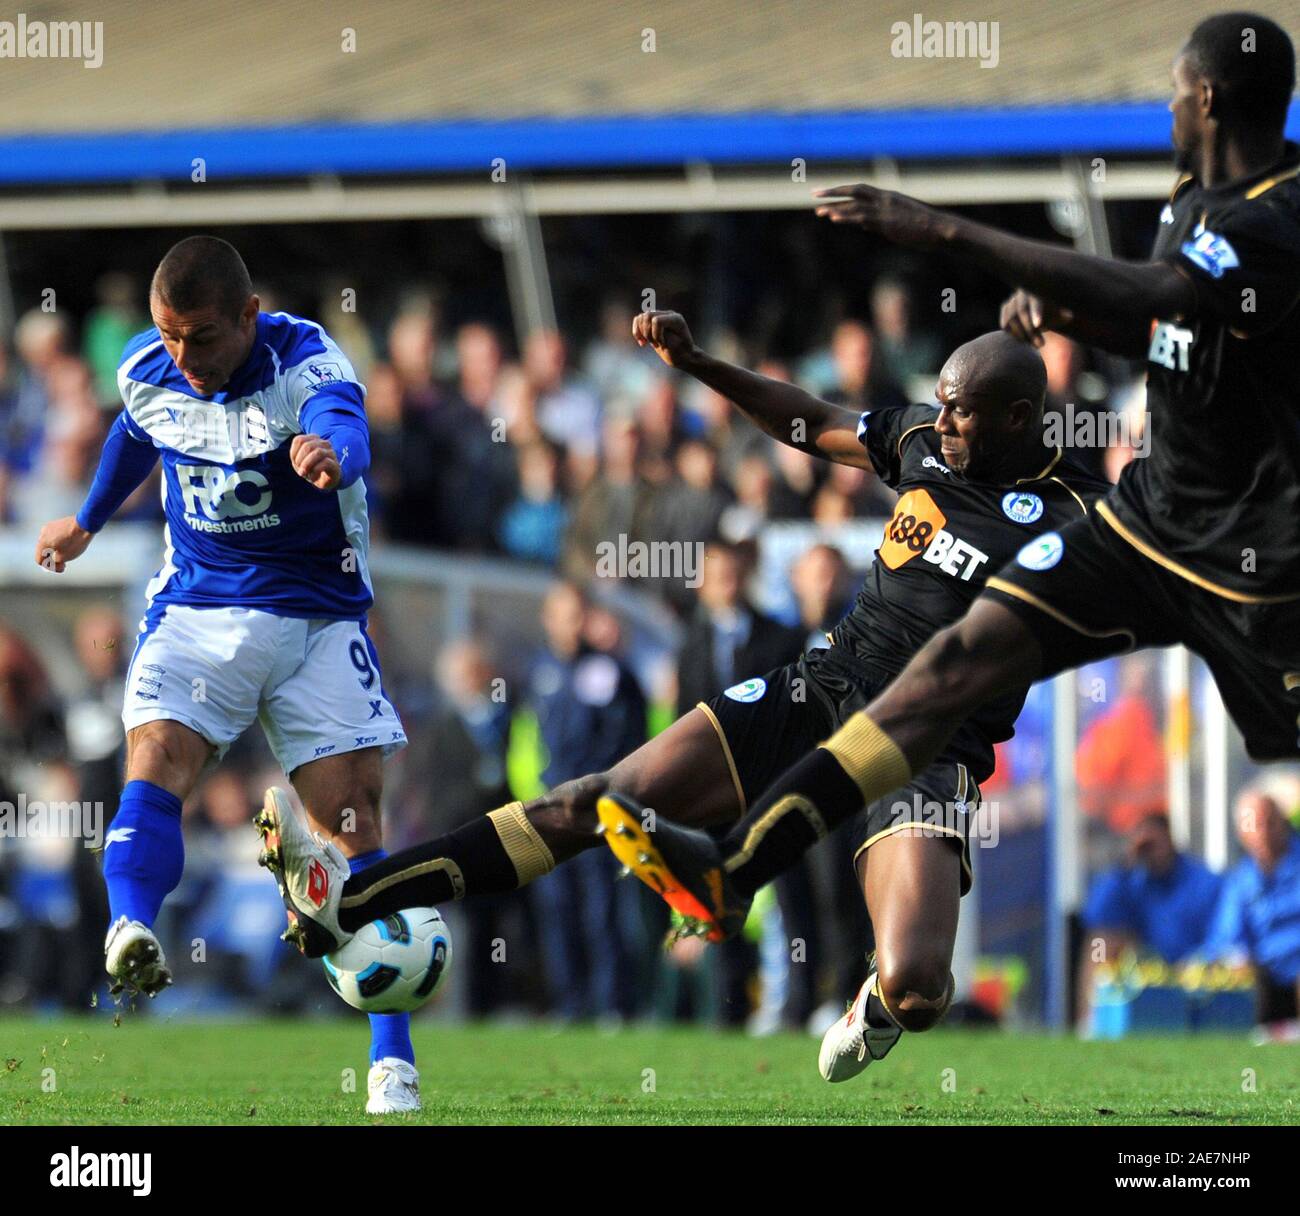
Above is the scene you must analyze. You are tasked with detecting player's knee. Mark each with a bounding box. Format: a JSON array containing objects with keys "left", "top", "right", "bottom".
[
  {"left": 302, "top": 763, "right": 383, "bottom": 847},
  {"left": 877, "top": 951, "right": 953, "bottom": 1034}
]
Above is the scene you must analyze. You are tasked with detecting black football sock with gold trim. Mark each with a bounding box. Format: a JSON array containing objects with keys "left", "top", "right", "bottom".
[
  {"left": 721, "top": 713, "right": 913, "bottom": 899},
  {"left": 339, "top": 803, "right": 554, "bottom": 930}
]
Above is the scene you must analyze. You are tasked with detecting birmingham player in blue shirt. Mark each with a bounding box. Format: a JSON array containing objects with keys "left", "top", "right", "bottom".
[{"left": 35, "top": 236, "right": 417, "bottom": 1114}]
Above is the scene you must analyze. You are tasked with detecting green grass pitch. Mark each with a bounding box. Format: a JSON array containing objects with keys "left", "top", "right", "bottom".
[{"left": 1, "top": 1017, "right": 1297, "bottom": 1125}]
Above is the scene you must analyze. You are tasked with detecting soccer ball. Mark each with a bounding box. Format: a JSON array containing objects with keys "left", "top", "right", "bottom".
[{"left": 322, "top": 907, "right": 452, "bottom": 1014}]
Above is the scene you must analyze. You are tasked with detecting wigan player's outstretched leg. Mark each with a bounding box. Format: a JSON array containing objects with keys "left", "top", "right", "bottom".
[
  {"left": 601, "top": 598, "right": 1042, "bottom": 939},
  {"left": 264, "top": 707, "right": 743, "bottom": 959}
]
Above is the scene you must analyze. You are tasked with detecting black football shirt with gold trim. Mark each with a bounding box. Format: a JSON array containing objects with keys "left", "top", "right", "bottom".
[
  {"left": 831, "top": 402, "right": 1108, "bottom": 753},
  {"left": 1108, "top": 141, "right": 1300, "bottom": 601}
]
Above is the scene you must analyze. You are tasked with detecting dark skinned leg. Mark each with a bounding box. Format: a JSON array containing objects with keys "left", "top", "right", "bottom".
[
  {"left": 527, "top": 707, "right": 742, "bottom": 860},
  {"left": 339, "top": 708, "right": 741, "bottom": 928},
  {"left": 868, "top": 600, "right": 1043, "bottom": 771},
  {"left": 858, "top": 833, "right": 960, "bottom": 1033},
  {"left": 723, "top": 600, "right": 1041, "bottom": 899}
]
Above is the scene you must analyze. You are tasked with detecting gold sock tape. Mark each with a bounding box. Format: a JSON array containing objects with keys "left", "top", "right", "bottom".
[
  {"left": 723, "top": 793, "right": 827, "bottom": 873},
  {"left": 821, "top": 713, "right": 912, "bottom": 802},
  {"left": 340, "top": 856, "right": 465, "bottom": 908},
  {"left": 488, "top": 801, "right": 555, "bottom": 885}
]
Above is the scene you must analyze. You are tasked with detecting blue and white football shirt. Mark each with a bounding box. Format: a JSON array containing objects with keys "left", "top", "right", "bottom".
[{"left": 115, "top": 311, "right": 373, "bottom": 620}]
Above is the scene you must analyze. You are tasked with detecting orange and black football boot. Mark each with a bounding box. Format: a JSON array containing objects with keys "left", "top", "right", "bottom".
[{"left": 596, "top": 792, "right": 750, "bottom": 942}]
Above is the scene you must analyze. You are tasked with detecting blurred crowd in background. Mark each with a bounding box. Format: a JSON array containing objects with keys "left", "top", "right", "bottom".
[{"left": 1, "top": 244, "right": 1296, "bottom": 1036}]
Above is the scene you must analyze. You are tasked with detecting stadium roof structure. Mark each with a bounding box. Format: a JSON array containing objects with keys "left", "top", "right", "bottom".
[
  {"left": 1, "top": 0, "right": 1297, "bottom": 226},
  {"left": 7, "top": 0, "right": 1300, "bottom": 168}
]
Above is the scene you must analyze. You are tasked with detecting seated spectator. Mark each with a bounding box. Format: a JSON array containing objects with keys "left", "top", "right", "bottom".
[
  {"left": 439, "top": 323, "right": 513, "bottom": 550},
  {"left": 564, "top": 417, "right": 657, "bottom": 584},
  {"left": 790, "top": 543, "right": 856, "bottom": 652},
  {"left": 372, "top": 306, "right": 456, "bottom": 546},
  {"left": 1077, "top": 812, "right": 1222, "bottom": 1030},
  {"left": 820, "top": 319, "right": 907, "bottom": 414},
  {"left": 1075, "top": 656, "right": 1168, "bottom": 837},
  {"left": 584, "top": 295, "right": 659, "bottom": 403},
  {"left": 1203, "top": 789, "right": 1300, "bottom": 1025},
  {"left": 498, "top": 439, "right": 568, "bottom": 566},
  {"left": 636, "top": 376, "right": 685, "bottom": 475},
  {"left": 870, "top": 277, "right": 942, "bottom": 390},
  {"left": 1081, "top": 813, "right": 1221, "bottom": 966},
  {"left": 653, "top": 439, "right": 731, "bottom": 546},
  {"left": 2, "top": 312, "right": 71, "bottom": 520},
  {"left": 362, "top": 361, "right": 406, "bottom": 537},
  {"left": 675, "top": 539, "right": 804, "bottom": 716},
  {"left": 82, "top": 272, "right": 143, "bottom": 407},
  {"left": 525, "top": 329, "right": 601, "bottom": 458},
  {"left": 14, "top": 355, "right": 104, "bottom": 526},
  {"left": 769, "top": 441, "right": 818, "bottom": 519},
  {"left": 686, "top": 381, "right": 768, "bottom": 483},
  {"left": 719, "top": 452, "right": 776, "bottom": 542}
]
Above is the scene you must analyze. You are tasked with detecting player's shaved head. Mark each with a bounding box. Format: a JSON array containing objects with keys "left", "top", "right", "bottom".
[
  {"left": 151, "top": 235, "right": 253, "bottom": 320},
  {"left": 944, "top": 330, "right": 1047, "bottom": 415},
  {"left": 933, "top": 331, "right": 1048, "bottom": 480}
]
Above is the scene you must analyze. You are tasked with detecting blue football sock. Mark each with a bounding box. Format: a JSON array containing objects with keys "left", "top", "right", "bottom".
[
  {"left": 349, "top": 848, "right": 416, "bottom": 1066},
  {"left": 102, "top": 779, "right": 185, "bottom": 928}
]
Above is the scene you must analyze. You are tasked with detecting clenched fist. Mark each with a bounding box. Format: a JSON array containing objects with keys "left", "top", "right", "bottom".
[
  {"left": 999, "top": 289, "right": 1074, "bottom": 349},
  {"left": 291, "top": 433, "right": 341, "bottom": 491},
  {"left": 631, "top": 310, "right": 698, "bottom": 370},
  {"left": 35, "top": 516, "right": 93, "bottom": 573}
]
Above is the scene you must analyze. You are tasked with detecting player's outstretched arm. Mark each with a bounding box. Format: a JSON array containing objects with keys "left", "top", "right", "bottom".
[
  {"left": 631, "top": 309, "right": 871, "bottom": 469},
  {"left": 813, "top": 183, "right": 1196, "bottom": 346},
  {"left": 36, "top": 411, "right": 158, "bottom": 573}
]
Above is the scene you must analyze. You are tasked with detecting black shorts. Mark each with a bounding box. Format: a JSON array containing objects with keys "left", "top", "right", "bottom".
[
  {"left": 700, "top": 646, "right": 985, "bottom": 895},
  {"left": 984, "top": 502, "right": 1300, "bottom": 762}
]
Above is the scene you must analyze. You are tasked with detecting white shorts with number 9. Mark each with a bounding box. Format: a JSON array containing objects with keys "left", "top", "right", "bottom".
[{"left": 122, "top": 604, "right": 407, "bottom": 775}]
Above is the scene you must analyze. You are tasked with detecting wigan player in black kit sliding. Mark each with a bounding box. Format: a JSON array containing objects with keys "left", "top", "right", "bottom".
[
  {"left": 591, "top": 11, "right": 1300, "bottom": 1080},
  {"left": 254, "top": 317, "right": 1106, "bottom": 1061}
]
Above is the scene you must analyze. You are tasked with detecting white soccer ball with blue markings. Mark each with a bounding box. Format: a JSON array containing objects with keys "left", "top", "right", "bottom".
[{"left": 322, "top": 907, "right": 452, "bottom": 1014}]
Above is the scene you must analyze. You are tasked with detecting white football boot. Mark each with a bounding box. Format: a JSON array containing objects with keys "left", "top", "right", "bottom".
[
  {"left": 366, "top": 1058, "right": 421, "bottom": 1114},
  {"left": 818, "top": 971, "right": 902, "bottom": 1082},
  {"left": 253, "top": 787, "right": 351, "bottom": 959},
  {"left": 104, "top": 916, "right": 173, "bottom": 998}
]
